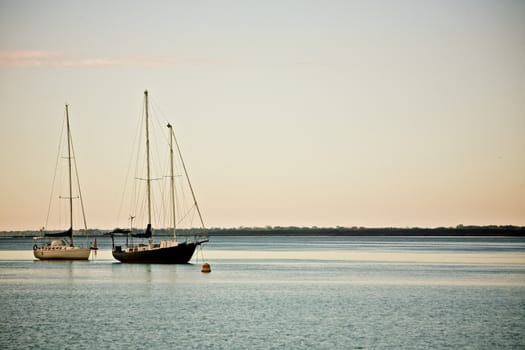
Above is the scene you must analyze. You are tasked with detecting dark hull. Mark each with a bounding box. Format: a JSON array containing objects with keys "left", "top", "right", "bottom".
[{"left": 112, "top": 242, "right": 197, "bottom": 264}]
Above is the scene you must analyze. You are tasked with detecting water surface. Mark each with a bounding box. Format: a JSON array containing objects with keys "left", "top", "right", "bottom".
[{"left": 1, "top": 236, "right": 524, "bottom": 349}]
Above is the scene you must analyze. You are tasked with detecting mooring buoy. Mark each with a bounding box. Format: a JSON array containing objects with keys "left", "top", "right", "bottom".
[{"left": 201, "top": 262, "right": 211, "bottom": 273}]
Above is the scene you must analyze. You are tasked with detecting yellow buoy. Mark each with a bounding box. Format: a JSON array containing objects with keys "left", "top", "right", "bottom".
[{"left": 201, "top": 262, "right": 211, "bottom": 273}]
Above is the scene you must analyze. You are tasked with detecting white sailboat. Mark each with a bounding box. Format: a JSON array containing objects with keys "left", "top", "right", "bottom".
[{"left": 33, "top": 105, "right": 92, "bottom": 260}]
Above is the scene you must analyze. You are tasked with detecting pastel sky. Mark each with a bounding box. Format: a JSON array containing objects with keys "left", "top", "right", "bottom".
[{"left": 0, "top": 0, "right": 524, "bottom": 231}]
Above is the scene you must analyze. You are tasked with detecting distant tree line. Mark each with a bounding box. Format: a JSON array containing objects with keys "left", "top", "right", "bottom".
[
  {"left": 2, "top": 225, "right": 524, "bottom": 237},
  {"left": 205, "top": 225, "right": 525, "bottom": 237}
]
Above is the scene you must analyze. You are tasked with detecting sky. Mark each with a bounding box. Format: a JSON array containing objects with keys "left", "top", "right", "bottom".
[{"left": 0, "top": 0, "right": 524, "bottom": 231}]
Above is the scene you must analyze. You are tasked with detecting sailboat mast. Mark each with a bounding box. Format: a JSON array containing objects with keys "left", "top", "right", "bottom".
[
  {"left": 167, "top": 124, "right": 177, "bottom": 239},
  {"left": 66, "top": 104, "right": 74, "bottom": 245},
  {"left": 144, "top": 90, "right": 152, "bottom": 227}
]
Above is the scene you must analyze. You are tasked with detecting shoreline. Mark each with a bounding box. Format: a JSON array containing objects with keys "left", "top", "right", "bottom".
[{"left": 1, "top": 226, "right": 524, "bottom": 238}]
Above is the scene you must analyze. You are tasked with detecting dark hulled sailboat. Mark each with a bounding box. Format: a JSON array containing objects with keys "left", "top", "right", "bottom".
[{"left": 109, "top": 91, "right": 207, "bottom": 264}]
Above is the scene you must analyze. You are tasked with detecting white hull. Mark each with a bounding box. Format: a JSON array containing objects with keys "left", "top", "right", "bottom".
[{"left": 33, "top": 246, "right": 91, "bottom": 260}]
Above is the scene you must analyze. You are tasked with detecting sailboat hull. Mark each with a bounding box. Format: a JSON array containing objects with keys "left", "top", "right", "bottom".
[
  {"left": 112, "top": 242, "right": 198, "bottom": 264},
  {"left": 33, "top": 247, "right": 91, "bottom": 260}
]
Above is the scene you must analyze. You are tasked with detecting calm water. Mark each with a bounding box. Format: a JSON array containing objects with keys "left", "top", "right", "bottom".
[{"left": 1, "top": 236, "right": 524, "bottom": 349}]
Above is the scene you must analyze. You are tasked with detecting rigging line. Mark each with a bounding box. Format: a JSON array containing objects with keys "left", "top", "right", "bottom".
[
  {"left": 68, "top": 123, "right": 88, "bottom": 231},
  {"left": 155, "top": 171, "right": 168, "bottom": 228},
  {"left": 176, "top": 204, "right": 195, "bottom": 226},
  {"left": 159, "top": 177, "right": 170, "bottom": 229},
  {"left": 175, "top": 199, "right": 200, "bottom": 228},
  {"left": 148, "top": 110, "right": 169, "bottom": 183},
  {"left": 149, "top": 101, "right": 173, "bottom": 229},
  {"left": 198, "top": 243, "right": 206, "bottom": 263},
  {"left": 130, "top": 116, "right": 144, "bottom": 225},
  {"left": 176, "top": 183, "right": 189, "bottom": 224},
  {"left": 150, "top": 96, "right": 185, "bottom": 231},
  {"left": 136, "top": 184, "right": 147, "bottom": 229},
  {"left": 44, "top": 109, "right": 66, "bottom": 230},
  {"left": 171, "top": 127, "right": 206, "bottom": 229},
  {"left": 150, "top": 97, "right": 176, "bottom": 153},
  {"left": 151, "top": 175, "right": 160, "bottom": 227},
  {"left": 149, "top": 96, "right": 172, "bottom": 134},
  {"left": 116, "top": 96, "right": 145, "bottom": 227},
  {"left": 150, "top": 115, "right": 170, "bottom": 181}
]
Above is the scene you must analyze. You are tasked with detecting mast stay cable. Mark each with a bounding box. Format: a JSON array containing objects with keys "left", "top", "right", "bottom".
[{"left": 44, "top": 109, "right": 66, "bottom": 230}]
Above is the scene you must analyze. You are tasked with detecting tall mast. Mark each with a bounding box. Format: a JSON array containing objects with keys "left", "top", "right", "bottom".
[
  {"left": 145, "top": 90, "right": 152, "bottom": 227},
  {"left": 66, "top": 104, "right": 74, "bottom": 245},
  {"left": 167, "top": 123, "right": 177, "bottom": 239}
]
